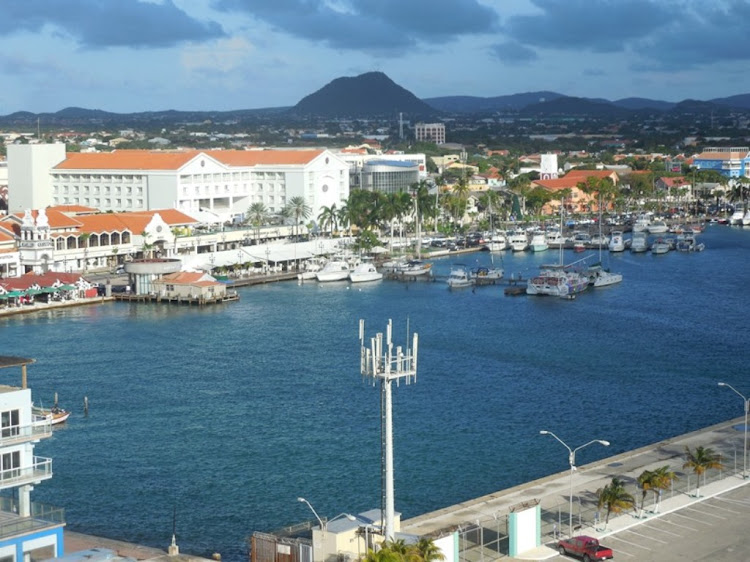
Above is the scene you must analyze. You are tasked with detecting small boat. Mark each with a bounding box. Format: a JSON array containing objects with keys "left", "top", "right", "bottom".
[
  {"left": 469, "top": 266, "right": 503, "bottom": 284},
  {"left": 33, "top": 405, "right": 70, "bottom": 427},
  {"left": 651, "top": 238, "right": 671, "bottom": 255},
  {"left": 648, "top": 220, "right": 668, "bottom": 234},
  {"left": 632, "top": 214, "right": 651, "bottom": 233},
  {"left": 297, "top": 258, "right": 324, "bottom": 281},
  {"left": 630, "top": 231, "right": 649, "bottom": 253},
  {"left": 586, "top": 264, "right": 623, "bottom": 287},
  {"left": 484, "top": 232, "right": 508, "bottom": 252},
  {"left": 398, "top": 260, "right": 432, "bottom": 276},
  {"left": 529, "top": 231, "right": 549, "bottom": 252},
  {"left": 508, "top": 230, "right": 529, "bottom": 252},
  {"left": 729, "top": 208, "right": 744, "bottom": 225},
  {"left": 608, "top": 231, "right": 626, "bottom": 252},
  {"left": 349, "top": 262, "right": 383, "bottom": 283},
  {"left": 571, "top": 231, "right": 591, "bottom": 252},
  {"left": 447, "top": 265, "right": 473, "bottom": 289},
  {"left": 675, "top": 234, "right": 705, "bottom": 252},
  {"left": 316, "top": 260, "right": 350, "bottom": 282},
  {"left": 545, "top": 229, "right": 567, "bottom": 247}
]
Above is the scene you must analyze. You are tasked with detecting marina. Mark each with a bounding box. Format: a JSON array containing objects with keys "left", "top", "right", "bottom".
[{"left": 2, "top": 225, "right": 749, "bottom": 561}]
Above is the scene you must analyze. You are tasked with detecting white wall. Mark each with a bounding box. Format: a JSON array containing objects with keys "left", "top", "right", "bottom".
[{"left": 8, "top": 144, "right": 66, "bottom": 212}]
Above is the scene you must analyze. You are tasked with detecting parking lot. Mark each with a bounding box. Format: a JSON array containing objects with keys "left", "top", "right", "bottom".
[{"left": 554, "top": 484, "right": 750, "bottom": 562}]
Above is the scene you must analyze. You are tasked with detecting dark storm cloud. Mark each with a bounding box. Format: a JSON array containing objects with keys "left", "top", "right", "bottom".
[
  {"left": 214, "top": 0, "right": 499, "bottom": 54},
  {"left": 0, "top": 0, "right": 225, "bottom": 48},
  {"left": 639, "top": 0, "right": 750, "bottom": 69},
  {"left": 501, "top": 0, "right": 674, "bottom": 53},
  {"left": 489, "top": 42, "right": 538, "bottom": 65}
]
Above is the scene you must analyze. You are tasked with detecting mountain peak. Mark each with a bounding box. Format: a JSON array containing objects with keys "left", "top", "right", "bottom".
[{"left": 292, "top": 71, "right": 437, "bottom": 118}]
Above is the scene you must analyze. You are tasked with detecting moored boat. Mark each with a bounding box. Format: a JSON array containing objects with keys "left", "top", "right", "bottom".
[
  {"left": 608, "top": 231, "right": 626, "bottom": 252},
  {"left": 526, "top": 264, "right": 590, "bottom": 298},
  {"left": 32, "top": 405, "right": 70, "bottom": 427},
  {"left": 651, "top": 238, "right": 671, "bottom": 255},
  {"left": 349, "top": 262, "right": 383, "bottom": 283},
  {"left": 398, "top": 260, "right": 432, "bottom": 276},
  {"left": 648, "top": 220, "right": 668, "bottom": 234},
  {"left": 630, "top": 231, "right": 649, "bottom": 253},
  {"left": 530, "top": 231, "right": 549, "bottom": 252},
  {"left": 675, "top": 234, "right": 705, "bottom": 252},
  {"left": 508, "top": 230, "right": 529, "bottom": 252},
  {"left": 469, "top": 265, "right": 503, "bottom": 284},
  {"left": 316, "top": 260, "right": 350, "bottom": 282},
  {"left": 447, "top": 265, "right": 473, "bottom": 289}
]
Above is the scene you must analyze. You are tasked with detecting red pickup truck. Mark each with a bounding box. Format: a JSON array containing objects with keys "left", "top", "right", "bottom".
[{"left": 557, "top": 535, "right": 614, "bottom": 561}]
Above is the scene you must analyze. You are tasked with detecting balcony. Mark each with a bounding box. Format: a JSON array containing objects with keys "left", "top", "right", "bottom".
[
  {"left": 0, "top": 497, "right": 64, "bottom": 541},
  {"left": 0, "top": 457, "right": 52, "bottom": 490},
  {"left": 0, "top": 422, "right": 52, "bottom": 448}
]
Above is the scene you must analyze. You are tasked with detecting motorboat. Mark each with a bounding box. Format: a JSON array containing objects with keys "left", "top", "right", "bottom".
[
  {"left": 608, "top": 231, "right": 626, "bottom": 252},
  {"left": 651, "top": 238, "right": 671, "bottom": 255},
  {"left": 398, "top": 260, "right": 432, "bottom": 276},
  {"left": 545, "top": 229, "right": 567, "bottom": 247},
  {"left": 571, "top": 231, "right": 591, "bottom": 251},
  {"left": 447, "top": 265, "right": 473, "bottom": 289},
  {"left": 648, "top": 220, "right": 668, "bottom": 234},
  {"left": 508, "top": 230, "right": 529, "bottom": 252},
  {"left": 32, "top": 405, "right": 70, "bottom": 427},
  {"left": 380, "top": 257, "right": 408, "bottom": 273},
  {"left": 744, "top": 210, "right": 750, "bottom": 226},
  {"left": 632, "top": 214, "right": 651, "bottom": 233},
  {"left": 316, "top": 260, "right": 350, "bottom": 282},
  {"left": 630, "top": 231, "right": 649, "bottom": 253},
  {"left": 484, "top": 232, "right": 508, "bottom": 252},
  {"left": 469, "top": 265, "right": 503, "bottom": 284},
  {"left": 729, "top": 208, "right": 745, "bottom": 225},
  {"left": 675, "top": 234, "right": 705, "bottom": 252},
  {"left": 349, "top": 262, "right": 383, "bottom": 283},
  {"left": 529, "top": 231, "right": 549, "bottom": 252},
  {"left": 590, "top": 233, "right": 610, "bottom": 247},
  {"left": 297, "top": 258, "right": 324, "bottom": 281},
  {"left": 526, "top": 264, "right": 590, "bottom": 298}
]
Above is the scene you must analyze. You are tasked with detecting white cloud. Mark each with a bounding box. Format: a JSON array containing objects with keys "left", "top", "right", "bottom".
[{"left": 180, "top": 36, "right": 254, "bottom": 74}]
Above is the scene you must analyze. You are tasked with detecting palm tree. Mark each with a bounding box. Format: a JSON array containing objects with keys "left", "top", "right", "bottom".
[
  {"left": 246, "top": 202, "right": 268, "bottom": 244},
  {"left": 415, "top": 537, "right": 445, "bottom": 562},
  {"left": 596, "top": 477, "right": 636, "bottom": 527},
  {"left": 140, "top": 230, "right": 153, "bottom": 259},
  {"left": 636, "top": 469, "right": 656, "bottom": 518},
  {"left": 336, "top": 203, "right": 351, "bottom": 237},
  {"left": 650, "top": 465, "right": 678, "bottom": 513},
  {"left": 284, "top": 196, "right": 311, "bottom": 241},
  {"left": 684, "top": 446, "right": 724, "bottom": 497},
  {"left": 79, "top": 232, "right": 91, "bottom": 273},
  {"left": 317, "top": 203, "right": 338, "bottom": 237}
]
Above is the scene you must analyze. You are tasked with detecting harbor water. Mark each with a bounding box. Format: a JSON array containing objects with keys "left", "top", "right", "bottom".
[{"left": 3, "top": 225, "right": 750, "bottom": 561}]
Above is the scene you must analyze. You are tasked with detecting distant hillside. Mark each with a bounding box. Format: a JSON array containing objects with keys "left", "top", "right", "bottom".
[
  {"left": 612, "top": 97, "right": 675, "bottom": 111},
  {"left": 709, "top": 93, "right": 750, "bottom": 110},
  {"left": 520, "top": 96, "right": 632, "bottom": 118},
  {"left": 423, "top": 91, "right": 565, "bottom": 113},
  {"left": 291, "top": 71, "right": 436, "bottom": 117},
  {"left": 670, "top": 99, "right": 732, "bottom": 115}
]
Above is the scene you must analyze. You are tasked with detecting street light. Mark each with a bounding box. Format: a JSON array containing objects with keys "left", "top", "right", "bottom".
[
  {"left": 539, "top": 430, "right": 610, "bottom": 538},
  {"left": 297, "top": 497, "right": 326, "bottom": 531},
  {"left": 718, "top": 382, "right": 749, "bottom": 479}
]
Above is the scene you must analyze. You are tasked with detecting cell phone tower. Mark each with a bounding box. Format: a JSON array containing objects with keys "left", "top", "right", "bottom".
[{"left": 359, "top": 319, "right": 418, "bottom": 542}]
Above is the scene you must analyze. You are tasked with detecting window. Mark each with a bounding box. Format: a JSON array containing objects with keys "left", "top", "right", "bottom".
[
  {"left": 1, "top": 410, "right": 19, "bottom": 438},
  {"left": 1, "top": 450, "right": 20, "bottom": 480}
]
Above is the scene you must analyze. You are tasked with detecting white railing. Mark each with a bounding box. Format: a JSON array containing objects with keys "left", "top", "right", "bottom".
[
  {"left": 0, "top": 457, "right": 52, "bottom": 488},
  {"left": 0, "top": 422, "right": 52, "bottom": 447}
]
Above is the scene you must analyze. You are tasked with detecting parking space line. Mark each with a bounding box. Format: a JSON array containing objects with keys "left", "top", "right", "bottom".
[
  {"left": 606, "top": 535, "right": 652, "bottom": 551},
  {"left": 701, "top": 501, "right": 742, "bottom": 515},
  {"left": 714, "top": 496, "right": 750, "bottom": 508},
  {"left": 621, "top": 529, "right": 669, "bottom": 544},
  {"left": 640, "top": 523, "right": 682, "bottom": 537},
  {"left": 653, "top": 518, "right": 698, "bottom": 532},
  {"left": 684, "top": 506, "right": 726, "bottom": 520},
  {"left": 670, "top": 512, "right": 712, "bottom": 525}
]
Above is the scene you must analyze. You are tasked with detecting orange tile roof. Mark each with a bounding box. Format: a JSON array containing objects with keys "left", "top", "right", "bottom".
[
  {"left": 694, "top": 150, "right": 749, "bottom": 160},
  {"left": 159, "top": 271, "right": 221, "bottom": 286},
  {"left": 49, "top": 204, "right": 99, "bottom": 214},
  {"left": 206, "top": 149, "right": 323, "bottom": 166},
  {"left": 4, "top": 210, "right": 83, "bottom": 229},
  {"left": 533, "top": 178, "right": 582, "bottom": 190},
  {"left": 54, "top": 149, "right": 326, "bottom": 170},
  {"left": 563, "top": 169, "right": 618, "bottom": 179}
]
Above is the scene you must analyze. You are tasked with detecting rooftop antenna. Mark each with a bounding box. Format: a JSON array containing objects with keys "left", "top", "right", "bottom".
[{"left": 359, "top": 319, "right": 418, "bottom": 541}]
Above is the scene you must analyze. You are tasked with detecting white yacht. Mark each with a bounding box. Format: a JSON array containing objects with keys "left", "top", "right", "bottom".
[
  {"left": 608, "top": 231, "right": 626, "bottom": 252},
  {"left": 316, "top": 260, "right": 350, "bottom": 282},
  {"left": 545, "top": 229, "right": 567, "bottom": 247},
  {"left": 730, "top": 208, "right": 745, "bottom": 225},
  {"left": 630, "top": 231, "right": 649, "bottom": 253},
  {"left": 632, "top": 214, "right": 651, "bottom": 233},
  {"left": 586, "top": 264, "right": 623, "bottom": 288},
  {"left": 648, "top": 220, "right": 668, "bottom": 234},
  {"left": 349, "top": 262, "right": 383, "bottom": 283},
  {"left": 651, "top": 238, "right": 671, "bottom": 255},
  {"left": 529, "top": 231, "right": 549, "bottom": 252},
  {"left": 447, "top": 265, "right": 473, "bottom": 289},
  {"left": 509, "top": 230, "right": 529, "bottom": 252},
  {"left": 484, "top": 232, "right": 508, "bottom": 252},
  {"left": 398, "top": 260, "right": 432, "bottom": 276},
  {"left": 526, "top": 264, "right": 589, "bottom": 298}
]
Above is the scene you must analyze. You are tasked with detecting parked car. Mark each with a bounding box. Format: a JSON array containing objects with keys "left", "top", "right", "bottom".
[{"left": 557, "top": 536, "right": 613, "bottom": 561}]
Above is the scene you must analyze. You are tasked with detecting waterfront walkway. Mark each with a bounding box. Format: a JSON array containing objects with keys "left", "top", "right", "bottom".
[{"left": 400, "top": 417, "right": 749, "bottom": 560}]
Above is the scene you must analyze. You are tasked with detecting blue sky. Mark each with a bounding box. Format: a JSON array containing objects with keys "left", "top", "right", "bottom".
[{"left": 1, "top": 0, "right": 749, "bottom": 114}]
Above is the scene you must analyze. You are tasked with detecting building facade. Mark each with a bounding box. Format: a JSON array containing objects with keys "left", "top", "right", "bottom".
[
  {"left": 354, "top": 160, "right": 421, "bottom": 194},
  {"left": 8, "top": 147, "right": 350, "bottom": 223},
  {"left": 414, "top": 123, "right": 446, "bottom": 145},
  {"left": 691, "top": 147, "right": 750, "bottom": 178}
]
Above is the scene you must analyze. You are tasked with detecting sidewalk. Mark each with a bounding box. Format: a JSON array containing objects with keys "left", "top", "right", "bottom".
[{"left": 513, "top": 472, "right": 750, "bottom": 560}]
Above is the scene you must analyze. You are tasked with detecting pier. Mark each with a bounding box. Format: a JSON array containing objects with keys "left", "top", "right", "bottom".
[{"left": 113, "top": 292, "right": 239, "bottom": 306}]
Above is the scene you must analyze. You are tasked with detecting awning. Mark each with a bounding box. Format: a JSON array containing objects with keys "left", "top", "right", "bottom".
[
  {"left": 6, "top": 291, "right": 25, "bottom": 297},
  {"left": 58, "top": 284, "right": 76, "bottom": 291},
  {"left": 26, "top": 289, "right": 42, "bottom": 296},
  {"left": 41, "top": 287, "right": 60, "bottom": 293}
]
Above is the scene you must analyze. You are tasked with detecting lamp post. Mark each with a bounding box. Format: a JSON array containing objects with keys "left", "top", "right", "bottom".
[
  {"left": 297, "top": 497, "right": 326, "bottom": 531},
  {"left": 718, "top": 382, "right": 749, "bottom": 479},
  {"left": 539, "top": 430, "right": 610, "bottom": 538}
]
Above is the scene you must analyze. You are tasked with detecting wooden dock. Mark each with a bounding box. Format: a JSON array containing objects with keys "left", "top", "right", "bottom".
[{"left": 113, "top": 293, "right": 239, "bottom": 306}]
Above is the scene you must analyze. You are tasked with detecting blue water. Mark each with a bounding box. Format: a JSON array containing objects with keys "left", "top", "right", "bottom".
[{"left": 3, "top": 226, "right": 749, "bottom": 560}]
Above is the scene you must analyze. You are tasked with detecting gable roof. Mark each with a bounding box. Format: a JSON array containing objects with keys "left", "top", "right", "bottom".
[{"left": 563, "top": 169, "right": 619, "bottom": 181}]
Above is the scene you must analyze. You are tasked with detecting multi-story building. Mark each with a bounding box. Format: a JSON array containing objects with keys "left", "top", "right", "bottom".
[
  {"left": 414, "top": 123, "right": 446, "bottom": 145},
  {"left": 338, "top": 152, "right": 427, "bottom": 193},
  {"left": 692, "top": 147, "right": 750, "bottom": 178},
  {"left": 0, "top": 356, "right": 65, "bottom": 560},
  {"left": 8, "top": 147, "right": 350, "bottom": 223}
]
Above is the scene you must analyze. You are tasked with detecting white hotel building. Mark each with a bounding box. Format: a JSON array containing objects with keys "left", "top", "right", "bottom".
[{"left": 7, "top": 145, "right": 350, "bottom": 222}]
